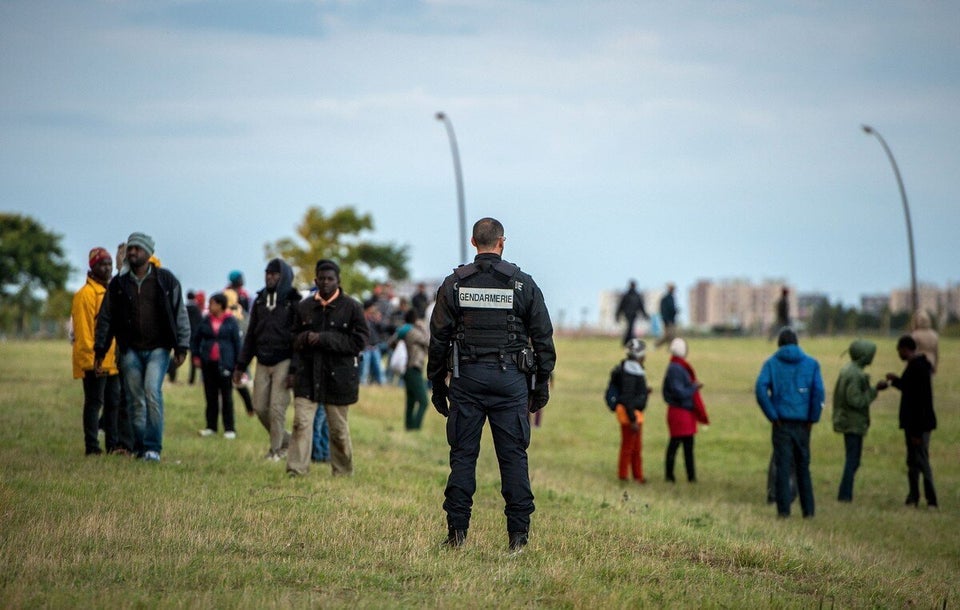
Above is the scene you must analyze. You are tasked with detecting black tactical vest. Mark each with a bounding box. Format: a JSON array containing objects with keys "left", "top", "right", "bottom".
[{"left": 453, "top": 260, "right": 529, "bottom": 358}]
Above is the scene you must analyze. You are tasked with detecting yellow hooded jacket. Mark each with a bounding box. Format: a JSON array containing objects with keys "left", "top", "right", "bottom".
[{"left": 71, "top": 275, "right": 118, "bottom": 379}]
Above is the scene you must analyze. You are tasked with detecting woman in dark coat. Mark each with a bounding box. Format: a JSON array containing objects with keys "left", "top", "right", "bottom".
[
  {"left": 192, "top": 293, "right": 242, "bottom": 439},
  {"left": 662, "top": 338, "right": 709, "bottom": 482}
]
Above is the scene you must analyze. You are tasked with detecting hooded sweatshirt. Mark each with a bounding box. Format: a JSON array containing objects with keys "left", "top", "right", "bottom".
[
  {"left": 236, "top": 259, "right": 303, "bottom": 369},
  {"left": 910, "top": 310, "right": 939, "bottom": 373},
  {"left": 755, "top": 343, "right": 825, "bottom": 424},
  {"left": 832, "top": 339, "right": 878, "bottom": 436}
]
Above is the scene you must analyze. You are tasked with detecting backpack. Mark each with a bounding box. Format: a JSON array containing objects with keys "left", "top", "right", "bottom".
[{"left": 604, "top": 363, "right": 623, "bottom": 411}]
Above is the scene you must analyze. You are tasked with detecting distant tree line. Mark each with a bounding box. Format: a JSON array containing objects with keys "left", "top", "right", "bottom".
[{"left": 805, "top": 300, "right": 960, "bottom": 338}]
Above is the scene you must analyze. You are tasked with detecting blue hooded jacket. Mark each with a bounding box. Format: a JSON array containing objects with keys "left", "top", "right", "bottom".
[{"left": 755, "top": 344, "right": 825, "bottom": 423}]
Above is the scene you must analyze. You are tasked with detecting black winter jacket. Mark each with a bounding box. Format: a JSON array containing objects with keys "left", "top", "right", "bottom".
[
  {"left": 892, "top": 354, "right": 937, "bottom": 433},
  {"left": 94, "top": 265, "right": 191, "bottom": 358},
  {"left": 612, "top": 358, "right": 649, "bottom": 423},
  {"left": 290, "top": 291, "right": 367, "bottom": 405},
  {"left": 236, "top": 260, "right": 302, "bottom": 369}
]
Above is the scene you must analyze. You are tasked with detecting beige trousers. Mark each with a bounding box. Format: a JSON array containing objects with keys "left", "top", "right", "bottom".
[
  {"left": 252, "top": 359, "right": 291, "bottom": 454},
  {"left": 287, "top": 397, "right": 353, "bottom": 476}
]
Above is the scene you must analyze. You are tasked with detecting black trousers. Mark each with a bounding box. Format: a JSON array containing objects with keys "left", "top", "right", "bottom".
[
  {"left": 773, "top": 422, "right": 815, "bottom": 517},
  {"left": 665, "top": 435, "right": 695, "bottom": 481},
  {"left": 444, "top": 361, "right": 533, "bottom": 534},
  {"left": 82, "top": 371, "right": 121, "bottom": 454},
  {"left": 905, "top": 431, "right": 937, "bottom": 506},
  {"left": 201, "top": 361, "right": 235, "bottom": 433}
]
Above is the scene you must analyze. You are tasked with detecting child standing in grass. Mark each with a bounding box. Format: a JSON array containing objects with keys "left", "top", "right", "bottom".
[
  {"left": 192, "top": 293, "right": 242, "bottom": 439},
  {"left": 611, "top": 339, "right": 650, "bottom": 483}
]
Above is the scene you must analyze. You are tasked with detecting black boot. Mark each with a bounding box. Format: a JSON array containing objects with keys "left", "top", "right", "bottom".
[
  {"left": 442, "top": 528, "right": 467, "bottom": 548},
  {"left": 508, "top": 531, "right": 528, "bottom": 553}
]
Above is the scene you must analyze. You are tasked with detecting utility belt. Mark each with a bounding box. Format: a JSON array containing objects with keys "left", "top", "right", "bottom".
[
  {"left": 461, "top": 352, "right": 509, "bottom": 363},
  {"left": 447, "top": 344, "right": 536, "bottom": 377}
]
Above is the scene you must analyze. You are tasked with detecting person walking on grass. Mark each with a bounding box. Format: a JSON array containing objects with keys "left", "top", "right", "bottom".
[
  {"left": 755, "top": 327, "right": 824, "bottom": 518},
  {"left": 388, "top": 309, "right": 431, "bottom": 430},
  {"left": 615, "top": 279, "right": 648, "bottom": 346},
  {"left": 832, "top": 339, "right": 888, "bottom": 502},
  {"left": 768, "top": 286, "right": 790, "bottom": 340},
  {"left": 193, "top": 293, "right": 242, "bottom": 439},
  {"left": 654, "top": 283, "right": 678, "bottom": 348},
  {"left": 287, "top": 259, "right": 367, "bottom": 477},
  {"left": 72, "top": 247, "right": 123, "bottom": 456},
  {"left": 94, "top": 232, "right": 191, "bottom": 462},
  {"left": 663, "top": 337, "right": 709, "bottom": 483},
  {"left": 886, "top": 335, "right": 938, "bottom": 509},
  {"left": 234, "top": 258, "right": 302, "bottom": 460},
  {"left": 184, "top": 290, "right": 203, "bottom": 385}
]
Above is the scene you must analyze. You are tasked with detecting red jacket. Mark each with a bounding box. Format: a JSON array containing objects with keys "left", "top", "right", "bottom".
[{"left": 664, "top": 356, "right": 709, "bottom": 438}]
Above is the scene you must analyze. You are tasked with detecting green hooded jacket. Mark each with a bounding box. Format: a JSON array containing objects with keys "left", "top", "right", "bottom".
[{"left": 832, "top": 339, "right": 878, "bottom": 436}]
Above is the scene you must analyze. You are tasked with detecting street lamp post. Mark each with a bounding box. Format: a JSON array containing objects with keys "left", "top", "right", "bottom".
[
  {"left": 436, "top": 112, "right": 468, "bottom": 264},
  {"left": 862, "top": 124, "right": 918, "bottom": 313}
]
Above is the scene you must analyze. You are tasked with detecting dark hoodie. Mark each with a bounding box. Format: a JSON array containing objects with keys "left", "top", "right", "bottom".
[
  {"left": 236, "top": 259, "right": 303, "bottom": 369},
  {"left": 891, "top": 353, "right": 936, "bottom": 434}
]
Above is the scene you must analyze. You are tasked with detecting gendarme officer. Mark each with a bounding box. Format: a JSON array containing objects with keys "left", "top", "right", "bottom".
[{"left": 428, "top": 217, "right": 556, "bottom": 553}]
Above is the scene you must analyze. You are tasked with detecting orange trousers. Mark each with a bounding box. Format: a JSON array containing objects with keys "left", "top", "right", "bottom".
[{"left": 616, "top": 405, "right": 644, "bottom": 482}]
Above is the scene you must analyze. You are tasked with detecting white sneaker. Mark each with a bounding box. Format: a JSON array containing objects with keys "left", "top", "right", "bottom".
[
  {"left": 198, "top": 429, "right": 215, "bottom": 437},
  {"left": 224, "top": 431, "right": 237, "bottom": 440},
  {"left": 143, "top": 451, "right": 161, "bottom": 462}
]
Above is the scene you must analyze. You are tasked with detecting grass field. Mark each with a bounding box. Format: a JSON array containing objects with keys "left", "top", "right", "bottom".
[{"left": 0, "top": 336, "right": 957, "bottom": 608}]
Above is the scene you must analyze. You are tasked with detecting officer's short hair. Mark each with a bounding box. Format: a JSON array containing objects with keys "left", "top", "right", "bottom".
[
  {"left": 472, "top": 217, "right": 504, "bottom": 248},
  {"left": 315, "top": 259, "right": 341, "bottom": 278}
]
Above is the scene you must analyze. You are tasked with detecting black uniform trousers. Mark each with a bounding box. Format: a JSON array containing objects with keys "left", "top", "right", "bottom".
[{"left": 444, "top": 360, "right": 534, "bottom": 534}]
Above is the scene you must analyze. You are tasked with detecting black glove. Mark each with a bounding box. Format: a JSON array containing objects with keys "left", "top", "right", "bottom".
[
  {"left": 527, "top": 383, "right": 549, "bottom": 413},
  {"left": 432, "top": 379, "right": 450, "bottom": 418}
]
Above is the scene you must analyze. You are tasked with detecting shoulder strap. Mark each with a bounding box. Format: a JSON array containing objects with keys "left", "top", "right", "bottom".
[
  {"left": 453, "top": 263, "right": 478, "bottom": 280},
  {"left": 454, "top": 261, "right": 519, "bottom": 285}
]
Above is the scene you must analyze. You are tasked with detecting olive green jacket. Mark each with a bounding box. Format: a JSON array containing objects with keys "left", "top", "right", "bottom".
[{"left": 832, "top": 340, "right": 878, "bottom": 436}]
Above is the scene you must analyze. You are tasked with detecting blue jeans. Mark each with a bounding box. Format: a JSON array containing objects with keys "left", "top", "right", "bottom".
[
  {"left": 119, "top": 348, "right": 171, "bottom": 456},
  {"left": 772, "top": 421, "right": 814, "bottom": 517},
  {"left": 360, "top": 346, "right": 384, "bottom": 385},
  {"left": 838, "top": 433, "right": 863, "bottom": 501},
  {"left": 312, "top": 403, "right": 330, "bottom": 461}
]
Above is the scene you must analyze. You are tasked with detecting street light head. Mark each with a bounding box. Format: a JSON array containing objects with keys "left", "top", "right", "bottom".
[
  {"left": 861, "top": 124, "right": 874, "bottom": 134},
  {"left": 435, "top": 112, "right": 446, "bottom": 121}
]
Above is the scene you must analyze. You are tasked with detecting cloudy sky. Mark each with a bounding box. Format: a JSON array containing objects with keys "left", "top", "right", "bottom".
[{"left": 2, "top": 1, "right": 958, "bottom": 326}]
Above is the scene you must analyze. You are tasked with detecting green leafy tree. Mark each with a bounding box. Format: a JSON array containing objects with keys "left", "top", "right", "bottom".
[
  {"left": 0, "top": 214, "right": 72, "bottom": 336},
  {"left": 265, "top": 206, "right": 409, "bottom": 297},
  {"left": 43, "top": 287, "right": 74, "bottom": 319}
]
